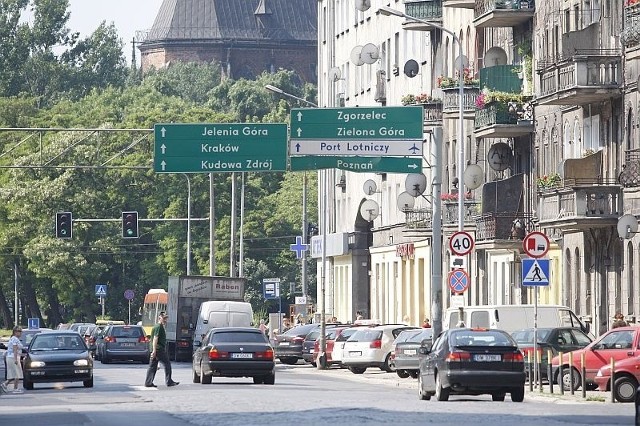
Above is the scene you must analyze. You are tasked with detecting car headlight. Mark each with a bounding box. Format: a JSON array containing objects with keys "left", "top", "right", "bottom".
[
  {"left": 74, "top": 359, "right": 89, "bottom": 366},
  {"left": 29, "top": 361, "right": 45, "bottom": 368}
]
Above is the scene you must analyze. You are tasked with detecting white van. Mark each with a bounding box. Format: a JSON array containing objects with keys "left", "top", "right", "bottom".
[
  {"left": 193, "top": 301, "right": 254, "bottom": 349},
  {"left": 443, "top": 304, "right": 590, "bottom": 334}
]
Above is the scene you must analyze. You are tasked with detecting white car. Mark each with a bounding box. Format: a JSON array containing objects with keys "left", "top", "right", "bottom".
[
  {"left": 331, "top": 327, "right": 364, "bottom": 367},
  {"left": 341, "top": 325, "right": 418, "bottom": 374}
]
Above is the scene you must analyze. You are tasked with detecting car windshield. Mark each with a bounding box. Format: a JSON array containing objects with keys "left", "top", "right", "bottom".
[
  {"left": 283, "top": 324, "right": 316, "bottom": 337},
  {"left": 211, "top": 331, "right": 267, "bottom": 344},
  {"left": 395, "top": 329, "right": 424, "bottom": 343},
  {"left": 450, "top": 330, "right": 516, "bottom": 347},
  {"left": 347, "top": 329, "right": 383, "bottom": 342},
  {"left": 336, "top": 328, "right": 358, "bottom": 342},
  {"left": 306, "top": 330, "right": 320, "bottom": 341},
  {"left": 31, "top": 334, "right": 85, "bottom": 350},
  {"left": 111, "top": 326, "right": 143, "bottom": 338},
  {"left": 511, "top": 329, "right": 552, "bottom": 344}
]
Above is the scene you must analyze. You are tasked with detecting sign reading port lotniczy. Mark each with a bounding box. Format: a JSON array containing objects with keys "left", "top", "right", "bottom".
[{"left": 153, "top": 123, "right": 288, "bottom": 173}]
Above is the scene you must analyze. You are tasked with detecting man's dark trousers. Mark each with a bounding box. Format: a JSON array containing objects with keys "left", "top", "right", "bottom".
[{"left": 145, "top": 348, "right": 173, "bottom": 386}]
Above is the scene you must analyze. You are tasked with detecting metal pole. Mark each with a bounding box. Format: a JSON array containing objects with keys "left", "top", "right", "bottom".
[
  {"left": 302, "top": 172, "right": 308, "bottom": 299},
  {"left": 239, "top": 172, "right": 245, "bottom": 277},
  {"left": 128, "top": 300, "right": 131, "bottom": 325},
  {"left": 432, "top": 128, "right": 443, "bottom": 336},
  {"left": 230, "top": 172, "right": 237, "bottom": 277},
  {"left": 183, "top": 174, "right": 192, "bottom": 275},
  {"left": 456, "top": 36, "right": 465, "bottom": 232},
  {"left": 14, "top": 262, "right": 18, "bottom": 326},
  {"left": 534, "top": 286, "right": 538, "bottom": 388},
  {"left": 210, "top": 173, "right": 216, "bottom": 276}
]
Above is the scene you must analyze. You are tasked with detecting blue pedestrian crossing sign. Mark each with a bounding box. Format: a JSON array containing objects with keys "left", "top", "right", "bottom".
[
  {"left": 95, "top": 284, "right": 107, "bottom": 297},
  {"left": 522, "top": 259, "right": 550, "bottom": 286}
]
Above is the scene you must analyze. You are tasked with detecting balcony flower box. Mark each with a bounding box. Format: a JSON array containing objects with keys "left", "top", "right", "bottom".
[
  {"left": 437, "top": 68, "right": 479, "bottom": 88},
  {"left": 401, "top": 93, "right": 442, "bottom": 105},
  {"left": 536, "top": 173, "right": 561, "bottom": 190}
]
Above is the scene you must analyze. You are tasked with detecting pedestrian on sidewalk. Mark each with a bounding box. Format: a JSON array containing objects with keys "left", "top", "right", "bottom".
[
  {"left": 2, "top": 326, "right": 24, "bottom": 393},
  {"left": 144, "top": 312, "right": 179, "bottom": 388}
]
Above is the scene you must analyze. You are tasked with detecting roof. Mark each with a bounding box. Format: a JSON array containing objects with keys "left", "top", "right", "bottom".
[{"left": 144, "top": 0, "right": 317, "bottom": 43}]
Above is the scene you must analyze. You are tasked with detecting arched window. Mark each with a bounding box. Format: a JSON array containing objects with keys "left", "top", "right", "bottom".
[
  {"left": 563, "top": 120, "right": 571, "bottom": 160},
  {"left": 551, "top": 126, "right": 560, "bottom": 172},
  {"left": 627, "top": 108, "right": 633, "bottom": 152},
  {"left": 575, "top": 247, "right": 581, "bottom": 313},
  {"left": 573, "top": 119, "right": 581, "bottom": 158}
]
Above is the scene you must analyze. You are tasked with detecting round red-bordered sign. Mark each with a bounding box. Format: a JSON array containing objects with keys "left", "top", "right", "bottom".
[
  {"left": 522, "top": 231, "right": 550, "bottom": 258},
  {"left": 448, "top": 269, "right": 470, "bottom": 293},
  {"left": 449, "top": 231, "right": 474, "bottom": 256}
]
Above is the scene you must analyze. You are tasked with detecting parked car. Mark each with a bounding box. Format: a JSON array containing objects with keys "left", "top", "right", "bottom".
[
  {"left": 273, "top": 323, "right": 318, "bottom": 365},
  {"left": 86, "top": 326, "right": 105, "bottom": 357},
  {"left": 69, "top": 323, "right": 94, "bottom": 335},
  {"left": 595, "top": 355, "right": 640, "bottom": 403},
  {"left": 551, "top": 326, "right": 640, "bottom": 391},
  {"left": 22, "top": 331, "right": 93, "bottom": 390},
  {"left": 511, "top": 327, "right": 592, "bottom": 380},
  {"left": 97, "top": 325, "right": 149, "bottom": 364},
  {"left": 302, "top": 328, "right": 321, "bottom": 365},
  {"left": 393, "top": 328, "right": 433, "bottom": 379},
  {"left": 417, "top": 328, "right": 525, "bottom": 402},
  {"left": 312, "top": 326, "right": 353, "bottom": 367},
  {"left": 341, "top": 324, "right": 418, "bottom": 374},
  {"left": 192, "top": 327, "right": 275, "bottom": 385},
  {"left": 331, "top": 326, "right": 366, "bottom": 367}
]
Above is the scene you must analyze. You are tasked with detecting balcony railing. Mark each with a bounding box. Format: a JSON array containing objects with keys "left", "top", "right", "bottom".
[
  {"left": 443, "top": 0, "right": 475, "bottom": 9},
  {"left": 405, "top": 208, "right": 433, "bottom": 230},
  {"left": 537, "top": 50, "right": 622, "bottom": 105},
  {"left": 403, "top": 0, "right": 443, "bottom": 30},
  {"left": 474, "top": 101, "right": 534, "bottom": 138},
  {"left": 421, "top": 102, "right": 444, "bottom": 124},
  {"left": 442, "top": 87, "right": 480, "bottom": 115},
  {"left": 619, "top": 148, "right": 640, "bottom": 188},
  {"left": 480, "top": 65, "right": 523, "bottom": 93},
  {"left": 475, "top": 212, "right": 533, "bottom": 242},
  {"left": 623, "top": 3, "right": 640, "bottom": 49},
  {"left": 474, "top": 0, "right": 535, "bottom": 28},
  {"left": 442, "top": 200, "right": 481, "bottom": 225}
]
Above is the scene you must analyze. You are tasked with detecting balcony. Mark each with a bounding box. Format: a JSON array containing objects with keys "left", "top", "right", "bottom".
[
  {"left": 474, "top": 0, "right": 535, "bottom": 28},
  {"left": 443, "top": 0, "right": 475, "bottom": 9},
  {"left": 475, "top": 213, "right": 533, "bottom": 249},
  {"left": 405, "top": 208, "right": 433, "bottom": 231},
  {"left": 536, "top": 50, "right": 622, "bottom": 106},
  {"left": 442, "top": 200, "right": 481, "bottom": 226},
  {"left": 421, "top": 101, "right": 444, "bottom": 125},
  {"left": 402, "top": 0, "right": 443, "bottom": 31},
  {"left": 442, "top": 86, "right": 480, "bottom": 117},
  {"left": 622, "top": 3, "right": 640, "bottom": 52},
  {"left": 474, "top": 100, "right": 534, "bottom": 139},
  {"left": 619, "top": 148, "right": 640, "bottom": 188},
  {"left": 480, "top": 65, "right": 523, "bottom": 93}
]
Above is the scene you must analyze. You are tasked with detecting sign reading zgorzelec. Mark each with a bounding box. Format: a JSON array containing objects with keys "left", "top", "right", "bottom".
[
  {"left": 153, "top": 123, "right": 288, "bottom": 173},
  {"left": 289, "top": 106, "right": 424, "bottom": 143}
]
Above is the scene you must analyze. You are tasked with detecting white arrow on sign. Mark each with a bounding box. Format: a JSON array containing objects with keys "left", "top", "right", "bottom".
[
  {"left": 297, "top": 111, "right": 303, "bottom": 121},
  {"left": 408, "top": 164, "right": 418, "bottom": 169},
  {"left": 297, "top": 128, "right": 303, "bottom": 137},
  {"left": 161, "top": 160, "right": 166, "bottom": 171},
  {"left": 161, "top": 127, "right": 166, "bottom": 137},
  {"left": 161, "top": 144, "right": 167, "bottom": 154}
]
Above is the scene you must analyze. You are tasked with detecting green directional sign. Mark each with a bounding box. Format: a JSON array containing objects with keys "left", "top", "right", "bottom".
[
  {"left": 290, "top": 156, "right": 422, "bottom": 173},
  {"left": 153, "top": 123, "right": 288, "bottom": 173},
  {"left": 289, "top": 106, "right": 423, "bottom": 142}
]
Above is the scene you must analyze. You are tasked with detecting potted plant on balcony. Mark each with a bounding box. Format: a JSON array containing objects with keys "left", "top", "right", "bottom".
[
  {"left": 437, "top": 68, "right": 479, "bottom": 89},
  {"left": 536, "top": 173, "right": 561, "bottom": 191},
  {"left": 401, "top": 93, "right": 442, "bottom": 106},
  {"left": 441, "top": 192, "right": 474, "bottom": 202},
  {"left": 475, "top": 89, "right": 532, "bottom": 123}
]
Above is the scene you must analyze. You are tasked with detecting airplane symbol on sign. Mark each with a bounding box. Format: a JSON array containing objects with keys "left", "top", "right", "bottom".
[{"left": 409, "top": 143, "right": 420, "bottom": 154}]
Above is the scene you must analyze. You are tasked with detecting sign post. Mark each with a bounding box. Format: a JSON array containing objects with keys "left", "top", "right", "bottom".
[
  {"left": 95, "top": 284, "right": 107, "bottom": 319},
  {"left": 124, "top": 289, "right": 135, "bottom": 324},
  {"left": 263, "top": 278, "right": 282, "bottom": 332}
]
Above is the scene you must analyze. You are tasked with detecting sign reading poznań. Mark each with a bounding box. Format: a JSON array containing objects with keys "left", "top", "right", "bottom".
[
  {"left": 153, "top": 123, "right": 288, "bottom": 173},
  {"left": 289, "top": 106, "right": 424, "bottom": 157}
]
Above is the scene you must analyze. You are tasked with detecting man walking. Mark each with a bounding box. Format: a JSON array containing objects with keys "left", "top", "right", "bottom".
[{"left": 145, "top": 312, "right": 179, "bottom": 388}]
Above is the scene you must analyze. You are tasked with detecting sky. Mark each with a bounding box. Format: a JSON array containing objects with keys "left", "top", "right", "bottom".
[{"left": 65, "top": 0, "right": 164, "bottom": 65}]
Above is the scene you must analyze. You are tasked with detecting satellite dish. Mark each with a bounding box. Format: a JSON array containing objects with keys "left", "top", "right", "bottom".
[
  {"left": 487, "top": 142, "right": 513, "bottom": 172},
  {"left": 328, "top": 67, "right": 342, "bottom": 82},
  {"left": 405, "top": 174, "right": 427, "bottom": 196},
  {"left": 617, "top": 214, "right": 639, "bottom": 239},
  {"left": 454, "top": 55, "right": 469, "bottom": 71},
  {"left": 351, "top": 45, "right": 364, "bottom": 66},
  {"left": 354, "top": 0, "right": 371, "bottom": 12},
  {"left": 404, "top": 60, "right": 419, "bottom": 78},
  {"left": 361, "top": 43, "right": 380, "bottom": 65},
  {"left": 484, "top": 46, "right": 508, "bottom": 66},
  {"left": 464, "top": 164, "right": 484, "bottom": 190},
  {"left": 397, "top": 192, "right": 415, "bottom": 212},
  {"left": 360, "top": 199, "right": 379, "bottom": 221},
  {"left": 363, "top": 179, "right": 377, "bottom": 196}
]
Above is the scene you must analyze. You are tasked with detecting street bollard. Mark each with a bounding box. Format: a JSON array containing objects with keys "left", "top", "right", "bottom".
[
  {"left": 569, "top": 351, "right": 575, "bottom": 395},
  {"left": 527, "top": 351, "right": 533, "bottom": 392},
  {"left": 538, "top": 349, "right": 543, "bottom": 392},
  {"left": 559, "top": 351, "right": 564, "bottom": 395},
  {"left": 611, "top": 357, "right": 616, "bottom": 403},
  {"left": 581, "top": 352, "right": 586, "bottom": 399},
  {"left": 634, "top": 384, "right": 640, "bottom": 425},
  {"left": 548, "top": 349, "right": 554, "bottom": 394}
]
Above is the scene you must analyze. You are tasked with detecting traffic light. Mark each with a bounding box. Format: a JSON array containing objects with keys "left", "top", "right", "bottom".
[
  {"left": 55, "top": 212, "right": 73, "bottom": 239},
  {"left": 122, "top": 211, "right": 139, "bottom": 238}
]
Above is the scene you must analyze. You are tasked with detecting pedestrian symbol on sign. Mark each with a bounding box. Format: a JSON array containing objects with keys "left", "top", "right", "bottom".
[{"left": 95, "top": 284, "right": 107, "bottom": 297}]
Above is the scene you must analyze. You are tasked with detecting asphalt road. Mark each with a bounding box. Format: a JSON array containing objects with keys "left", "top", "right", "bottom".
[{"left": 0, "top": 360, "right": 635, "bottom": 426}]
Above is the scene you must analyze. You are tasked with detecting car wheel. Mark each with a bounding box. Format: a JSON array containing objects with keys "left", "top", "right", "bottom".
[
  {"left": 279, "top": 357, "right": 298, "bottom": 365},
  {"left": 101, "top": 356, "right": 110, "bottom": 364},
  {"left": 491, "top": 393, "right": 505, "bottom": 401},
  {"left": 252, "top": 376, "right": 264, "bottom": 384},
  {"left": 349, "top": 366, "right": 366, "bottom": 374},
  {"left": 23, "top": 379, "right": 33, "bottom": 390},
  {"left": 397, "top": 370, "right": 410, "bottom": 379},
  {"left": 435, "top": 373, "right": 450, "bottom": 401},
  {"left": 559, "top": 367, "right": 581, "bottom": 391},
  {"left": 83, "top": 377, "right": 94, "bottom": 388},
  {"left": 192, "top": 366, "right": 201, "bottom": 383},
  {"left": 263, "top": 373, "right": 275, "bottom": 385},
  {"left": 409, "top": 370, "right": 419, "bottom": 379},
  {"left": 511, "top": 387, "right": 525, "bottom": 402},
  {"left": 418, "top": 374, "right": 431, "bottom": 401},
  {"left": 382, "top": 353, "right": 395, "bottom": 373},
  {"left": 200, "top": 363, "right": 212, "bottom": 385},
  {"left": 613, "top": 376, "right": 638, "bottom": 403}
]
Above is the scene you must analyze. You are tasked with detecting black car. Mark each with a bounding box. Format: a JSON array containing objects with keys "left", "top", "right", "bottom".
[
  {"left": 393, "top": 328, "right": 433, "bottom": 379},
  {"left": 417, "top": 328, "right": 526, "bottom": 402},
  {"left": 302, "top": 329, "right": 321, "bottom": 365},
  {"left": 23, "top": 331, "right": 93, "bottom": 390},
  {"left": 192, "top": 327, "right": 275, "bottom": 385},
  {"left": 511, "top": 327, "right": 593, "bottom": 380},
  {"left": 273, "top": 323, "right": 319, "bottom": 365}
]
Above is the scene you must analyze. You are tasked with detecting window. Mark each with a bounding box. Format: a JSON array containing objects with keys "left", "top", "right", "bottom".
[{"left": 211, "top": 331, "right": 268, "bottom": 343}]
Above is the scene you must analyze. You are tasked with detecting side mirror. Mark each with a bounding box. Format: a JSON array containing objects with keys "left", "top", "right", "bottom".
[{"left": 0, "top": 343, "right": 6, "bottom": 350}]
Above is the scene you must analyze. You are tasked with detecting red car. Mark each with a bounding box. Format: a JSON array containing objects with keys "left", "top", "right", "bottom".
[
  {"left": 551, "top": 326, "right": 640, "bottom": 391},
  {"left": 594, "top": 355, "right": 640, "bottom": 403},
  {"left": 313, "top": 326, "right": 351, "bottom": 367}
]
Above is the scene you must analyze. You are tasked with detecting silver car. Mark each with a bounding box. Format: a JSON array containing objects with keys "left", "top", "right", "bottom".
[{"left": 98, "top": 325, "right": 149, "bottom": 364}]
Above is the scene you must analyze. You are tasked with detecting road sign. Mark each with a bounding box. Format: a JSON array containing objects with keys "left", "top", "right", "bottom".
[
  {"left": 449, "top": 231, "right": 474, "bottom": 256},
  {"left": 290, "top": 155, "right": 421, "bottom": 173},
  {"left": 523, "top": 231, "right": 550, "bottom": 258},
  {"left": 124, "top": 289, "right": 135, "bottom": 300},
  {"left": 448, "top": 269, "right": 470, "bottom": 293},
  {"left": 450, "top": 256, "right": 466, "bottom": 269},
  {"left": 295, "top": 296, "right": 307, "bottom": 305},
  {"left": 28, "top": 318, "right": 40, "bottom": 330},
  {"left": 290, "top": 236, "right": 308, "bottom": 259},
  {"left": 288, "top": 140, "right": 422, "bottom": 156},
  {"left": 522, "top": 259, "right": 550, "bottom": 286},
  {"left": 95, "top": 284, "right": 107, "bottom": 297},
  {"left": 263, "top": 278, "right": 280, "bottom": 300},
  {"left": 153, "top": 123, "right": 288, "bottom": 173}
]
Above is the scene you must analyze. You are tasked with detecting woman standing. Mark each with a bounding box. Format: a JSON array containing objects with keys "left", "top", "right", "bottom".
[{"left": 2, "top": 326, "right": 24, "bottom": 393}]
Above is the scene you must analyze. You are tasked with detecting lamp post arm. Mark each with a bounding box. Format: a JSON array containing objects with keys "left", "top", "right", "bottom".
[{"left": 265, "top": 84, "right": 318, "bottom": 107}]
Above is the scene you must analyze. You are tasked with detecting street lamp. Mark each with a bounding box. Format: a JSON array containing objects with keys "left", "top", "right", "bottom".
[
  {"left": 182, "top": 174, "right": 192, "bottom": 275},
  {"left": 265, "top": 85, "right": 318, "bottom": 108},
  {"left": 378, "top": 6, "right": 466, "bottom": 233}
]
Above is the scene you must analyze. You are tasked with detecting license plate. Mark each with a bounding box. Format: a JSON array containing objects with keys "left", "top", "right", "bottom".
[
  {"left": 404, "top": 349, "right": 417, "bottom": 355},
  {"left": 231, "top": 353, "right": 253, "bottom": 359},
  {"left": 279, "top": 342, "right": 289, "bottom": 346},
  {"left": 474, "top": 354, "right": 501, "bottom": 362},
  {"left": 120, "top": 343, "right": 134, "bottom": 347},
  {"left": 349, "top": 351, "right": 362, "bottom": 357},
  {"left": 309, "top": 348, "right": 314, "bottom": 353}
]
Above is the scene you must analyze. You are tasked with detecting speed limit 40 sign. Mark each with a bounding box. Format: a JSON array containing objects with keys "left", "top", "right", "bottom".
[{"left": 449, "top": 231, "right": 474, "bottom": 256}]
